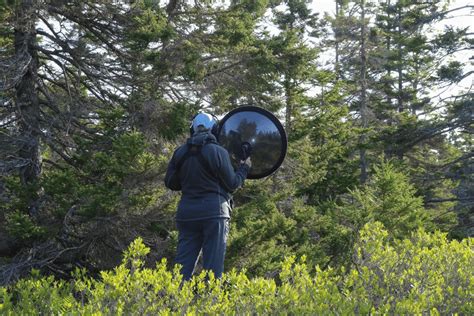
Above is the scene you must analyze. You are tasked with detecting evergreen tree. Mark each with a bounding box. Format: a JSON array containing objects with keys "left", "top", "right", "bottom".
[
  {"left": 326, "top": 0, "right": 470, "bottom": 234},
  {"left": 0, "top": 0, "right": 172, "bottom": 281},
  {"left": 374, "top": 0, "right": 471, "bottom": 233},
  {"left": 325, "top": 0, "right": 382, "bottom": 184}
]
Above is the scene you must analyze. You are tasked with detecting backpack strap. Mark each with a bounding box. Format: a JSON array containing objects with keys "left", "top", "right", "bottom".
[
  {"left": 176, "top": 144, "right": 201, "bottom": 171},
  {"left": 175, "top": 142, "right": 230, "bottom": 201}
]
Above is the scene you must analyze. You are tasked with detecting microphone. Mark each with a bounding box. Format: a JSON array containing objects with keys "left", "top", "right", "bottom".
[{"left": 240, "top": 142, "right": 252, "bottom": 160}]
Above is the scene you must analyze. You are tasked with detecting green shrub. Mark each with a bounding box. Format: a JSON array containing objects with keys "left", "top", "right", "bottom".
[
  {"left": 348, "top": 222, "right": 473, "bottom": 314},
  {"left": 41, "top": 131, "right": 165, "bottom": 218},
  {"left": 1, "top": 223, "right": 472, "bottom": 315},
  {"left": 1, "top": 177, "right": 46, "bottom": 242},
  {"left": 4, "top": 210, "right": 46, "bottom": 241}
]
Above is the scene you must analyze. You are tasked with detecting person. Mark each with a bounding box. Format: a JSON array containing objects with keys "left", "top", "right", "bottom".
[{"left": 164, "top": 112, "right": 251, "bottom": 280}]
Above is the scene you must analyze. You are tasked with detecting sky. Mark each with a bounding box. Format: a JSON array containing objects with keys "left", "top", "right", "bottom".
[{"left": 312, "top": 0, "right": 472, "bottom": 20}]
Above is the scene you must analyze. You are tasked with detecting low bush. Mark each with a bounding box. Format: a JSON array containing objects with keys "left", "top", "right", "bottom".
[{"left": 0, "top": 222, "right": 472, "bottom": 315}]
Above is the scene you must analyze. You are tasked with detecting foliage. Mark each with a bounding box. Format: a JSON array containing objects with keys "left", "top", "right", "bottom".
[
  {"left": 227, "top": 179, "right": 355, "bottom": 276},
  {"left": 4, "top": 210, "right": 45, "bottom": 241},
  {"left": 348, "top": 222, "right": 473, "bottom": 314},
  {"left": 1, "top": 224, "right": 472, "bottom": 314},
  {"left": 0, "top": 0, "right": 471, "bottom": 290},
  {"left": 296, "top": 158, "right": 460, "bottom": 271},
  {"left": 345, "top": 160, "right": 428, "bottom": 235},
  {"left": 41, "top": 130, "right": 165, "bottom": 219},
  {"left": 1, "top": 130, "right": 165, "bottom": 242},
  {"left": 0, "top": 177, "right": 45, "bottom": 242},
  {"left": 226, "top": 157, "right": 455, "bottom": 276},
  {"left": 0, "top": 129, "right": 173, "bottom": 281},
  {"left": 293, "top": 103, "right": 359, "bottom": 202}
]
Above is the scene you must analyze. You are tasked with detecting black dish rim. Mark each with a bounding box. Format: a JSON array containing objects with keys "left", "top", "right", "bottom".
[{"left": 217, "top": 106, "right": 287, "bottom": 179}]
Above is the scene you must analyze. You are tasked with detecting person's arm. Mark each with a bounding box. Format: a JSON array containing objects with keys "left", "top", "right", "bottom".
[
  {"left": 215, "top": 147, "right": 250, "bottom": 192},
  {"left": 164, "top": 151, "right": 182, "bottom": 191}
]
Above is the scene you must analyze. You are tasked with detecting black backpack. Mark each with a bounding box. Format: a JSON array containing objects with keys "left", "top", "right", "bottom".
[{"left": 175, "top": 142, "right": 216, "bottom": 179}]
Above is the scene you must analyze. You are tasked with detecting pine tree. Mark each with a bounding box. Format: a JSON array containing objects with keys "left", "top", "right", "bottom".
[
  {"left": 340, "top": 160, "right": 431, "bottom": 239},
  {"left": 325, "top": 0, "right": 383, "bottom": 184},
  {"left": 0, "top": 0, "right": 170, "bottom": 281},
  {"left": 373, "top": 0, "right": 471, "bottom": 233},
  {"left": 325, "top": 0, "right": 470, "bottom": 235}
]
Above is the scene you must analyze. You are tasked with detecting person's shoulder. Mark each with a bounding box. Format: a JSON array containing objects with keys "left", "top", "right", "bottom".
[
  {"left": 172, "top": 143, "right": 189, "bottom": 158},
  {"left": 206, "top": 141, "right": 225, "bottom": 151},
  {"left": 202, "top": 141, "right": 228, "bottom": 157},
  {"left": 175, "top": 143, "right": 188, "bottom": 152}
]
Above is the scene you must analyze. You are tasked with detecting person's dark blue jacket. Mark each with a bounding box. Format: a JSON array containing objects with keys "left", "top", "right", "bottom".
[{"left": 164, "top": 131, "right": 249, "bottom": 221}]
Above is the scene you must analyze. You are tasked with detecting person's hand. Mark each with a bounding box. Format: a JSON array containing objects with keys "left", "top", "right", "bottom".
[{"left": 241, "top": 157, "right": 251, "bottom": 169}]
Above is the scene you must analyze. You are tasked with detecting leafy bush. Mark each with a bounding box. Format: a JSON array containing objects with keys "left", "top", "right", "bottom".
[
  {"left": 1, "top": 223, "right": 472, "bottom": 315},
  {"left": 349, "top": 222, "right": 472, "bottom": 314}
]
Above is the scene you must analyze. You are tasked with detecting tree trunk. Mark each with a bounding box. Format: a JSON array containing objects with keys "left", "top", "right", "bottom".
[
  {"left": 359, "top": 0, "right": 368, "bottom": 184},
  {"left": 335, "top": 1, "right": 340, "bottom": 81},
  {"left": 385, "top": 0, "right": 392, "bottom": 109},
  {"left": 14, "top": 0, "right": 41, "bottom": 209},
  {"left": 395, "top": 3, "right": 404, "bottom": 160},
  {"left": 396, "top": 4, "right": 403, "bottom": 114},
  {"left": 284, "top": 75, "right": 293, "bottom": 135}
]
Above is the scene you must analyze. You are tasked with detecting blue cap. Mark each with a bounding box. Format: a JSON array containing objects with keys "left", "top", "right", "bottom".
[{"left": 192, "top": 113, "right": 216, "bottom": 132}]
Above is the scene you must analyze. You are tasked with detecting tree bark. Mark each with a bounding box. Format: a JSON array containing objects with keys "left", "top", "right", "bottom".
[
  {"left": 335, "top": 1, "right": 340, "bottom": 81},
  {"left": 385, "top": 0, "right": 392, "bottom": 109},
  {"left": 284, "top": 73, "right": 293, "bottom": 135},
  {"left": 359, "top": 0, "right": 368, "bottom": 184},
  {"left": 14, "top": 0, "right": 41, "bottom": 188},
  {"left": 395, "top": 3, "right": 404, "bottom": 160},
  {"left": 396, "top": 4, "right": 403, "bottom": 114}
]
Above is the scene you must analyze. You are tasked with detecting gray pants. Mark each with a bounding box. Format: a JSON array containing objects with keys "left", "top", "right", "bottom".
[{"left": 175, "top": 218, "right": 229, "bottom": 280}]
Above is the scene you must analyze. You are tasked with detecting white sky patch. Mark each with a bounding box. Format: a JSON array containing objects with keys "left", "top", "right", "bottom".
[
  {"left": 310, "top": 0, "right": 338, "bottom": 15},
  {"left": 433, "top": 0, "right": 473, "bottom": 99}
]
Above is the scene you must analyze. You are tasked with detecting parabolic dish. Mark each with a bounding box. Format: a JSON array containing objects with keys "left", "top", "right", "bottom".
[{"left": 217, "top": 106, "right": 287, "bottom": 179}]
